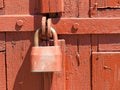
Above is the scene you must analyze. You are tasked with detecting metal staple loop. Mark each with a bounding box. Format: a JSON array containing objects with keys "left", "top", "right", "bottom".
[{"left": 34, "top": 27, "right": 58, "bottom": 46}]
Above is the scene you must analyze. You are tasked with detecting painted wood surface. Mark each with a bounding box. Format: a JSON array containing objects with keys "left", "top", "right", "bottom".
[
  {"left": 0, "top": 52, "right": 6, "bottom": 90},
  {"left": 0, "top": 33, "right": 6, "bottom": 90},
  {"left": 92, "top": 52, "right": 120, "bottom": 90},
  {"left": 1, "top": 0, "right": 120, "bottom": 90},
  {"left": 6, "top": 32, "right": 44, "bottom": 90},
  {"left": 60, "top": 35, "right": 91, "bottom": 90},
  {"left": 91, "top": 0, "right": 120, "bottom": 17}
]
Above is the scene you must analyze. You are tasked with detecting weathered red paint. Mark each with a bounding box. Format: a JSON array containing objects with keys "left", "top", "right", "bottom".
[
  {"left": 0, "top": 0, "right": 120, "bottom": 90},
  {"left": 48, "top": 18, "right": 120, "bottom": 34},
  {"left": 0, "top": 0, "right": 4, "bottom": 8},
  {"left": 0, "top": 52, "right": 6, "bottom": 90},
  {"left": 91, "top": 0, "right": 120, "bottom": 8},
  {"left": 0, "top": 15, "right": 42, "bottom": 32},
  {"left": 92, "top": 52, "right": 120, "bottom": 90},
  {"left": 0, "top": 33, "right": 6, "bottom": 90},
  {"left": 40, "top": 0, "right": 64, "bottom": 13}
]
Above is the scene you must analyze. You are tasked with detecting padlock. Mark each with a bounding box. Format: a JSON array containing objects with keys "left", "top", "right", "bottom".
[{"left": 30, "top": 27, "right": 62, "bottom": 72}]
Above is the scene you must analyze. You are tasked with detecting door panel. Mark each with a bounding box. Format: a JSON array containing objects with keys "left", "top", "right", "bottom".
[
  {"left": 91, "top": 0, "right": 120, "bottom": 8},
  {"left": 0, "top": 53, "right": 6, "bottom": 90},
  {"left": 6, "top": 32, "right": 44, "bottom": 90},
  {"left": 0, "top": 33, "right": 6, "bottom": 90},
  {"left": 91, "top": 0, "right": 120, "bottom": 17},
  {"left": 4, "top": 0, "right": 40, "bottom": 14},
  {"left": 98, "top": 35, "right": 120, "bottom": 52},
  {"left": 92, "top": 52, "right": 120, "bottom": 90},
  {"left": 60, "top": 35, "right": 91, "bottom": 90}
]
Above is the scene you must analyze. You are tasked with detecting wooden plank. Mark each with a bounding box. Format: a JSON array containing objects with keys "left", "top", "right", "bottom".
[
  {"left": 40, "top": 0, "right": 64, "bottom": 13},
  {"left": 78, "top": 0, "right": 89, "bottom": 17},
  {"left": 5, "top": 0, "right": 41, "bottom": 14},
  {"left": 0, "top": 0, "right": 4, "bottom": 15},
  {"left": 43, "top": 40, "right": 66, "bottom": 90},
  {"left": 0, "top": 15, "right": 42, "bottom": 32},
  {"left": 6, "top": 32, "right": 44, "bottom": 90},
  {"left": 0, "top": 33, "right": 6, "bottom": 90},
  {"left": 91, "top": 9, "right": 120, "bottom": 17},
  {"left": 0, "top": 52, "right": 6, "bottom": 90},
  {"left": 0, "top": 33, "right": 5, "bottom": 51},
  {"left": 48, "top": 18, "right": 120, "bottom": 34},
  {"left": 91, "top": 0, "right": 120, "bottom": 8},
  {"left": 40, "top": 0, "right": 49, "bottom": 13},
  {"left": 98, "top": 34, "right": 120, "bottom": 51},
  {"left": 60, "top": 35, "right": 91, "bottom": 90},
  {"left": 91, "top": 35, "right": 98, "bottom": 52},
  {"left": 91, "top": 0, "right": 120, "bottom": 17},
  {"left": 63, "top": 0, "right": 89, "bottom": 17},
  {"left": 49, "top": 0, "right": 64, "bottom": 13},
  {"left": 63, "top": 0, "right": 79, "bottom": 17},
  {"left": 0, "top": 0, "right": 4, "bottom": 8},
  {"left": 92, "top": 52, "right": 120, "bottom": 90}
]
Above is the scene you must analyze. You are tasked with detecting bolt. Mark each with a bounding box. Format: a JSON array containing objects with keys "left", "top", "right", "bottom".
[
  {"left": 104, "top": 66, "right": 112, "bottom": 70},
  {"left": 16, "top": 20, "right": 24, "bottom": 26},
  {"left": 73, "top": 23, "right": 79, "bottom": 30}
]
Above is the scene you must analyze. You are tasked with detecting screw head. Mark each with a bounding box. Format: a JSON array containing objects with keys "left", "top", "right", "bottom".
[
  {"left": 16, "top": 20, "right": 24, "bottom": 26},
  {"left": 73, "top": 23, "right": 79, "bottom": 30}
]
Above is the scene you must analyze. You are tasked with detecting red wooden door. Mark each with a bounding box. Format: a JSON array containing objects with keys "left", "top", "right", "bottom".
[
  {"left": 92, "top": 52, "right": 120, "bottom": 90},
  {"left": 0, "top": 0, "right": 120, "bottom": 90},
  {"left": 91, "top": 0, "right": 120, "bottom": 89}
]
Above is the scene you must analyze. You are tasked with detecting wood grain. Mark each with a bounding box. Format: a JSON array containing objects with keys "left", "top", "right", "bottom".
[
  {"left": 0, "top": 32, "right": 6, "bottom": 90},
  {"left": 0, "top": 52, "right": 6, "bottom": 90},
  {"left": 60, "top": 35, "right": 91, "bottom": 90},
  {"left": 6, "top": 32, "right": 44, "bottom": 90},
  {"left": 92, "top": 52, "right": 120, "bottom": 90},
  {"left": 43, "top": 40, "right": 66, "bottom": 90},
  {"left": 4, "top": 0, "right": 41, "bottom": 14}
]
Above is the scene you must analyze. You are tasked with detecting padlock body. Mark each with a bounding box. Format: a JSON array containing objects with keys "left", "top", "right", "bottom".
[{"left": 31, "top": 46, "right": 62, "bottom": 72}]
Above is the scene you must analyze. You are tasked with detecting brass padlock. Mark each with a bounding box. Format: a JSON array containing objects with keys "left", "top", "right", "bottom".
[{"left": 31, "top": 28, "right": 62, "bottom": 72}]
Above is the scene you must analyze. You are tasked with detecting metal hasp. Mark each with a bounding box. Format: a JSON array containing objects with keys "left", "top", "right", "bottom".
[
  {"left": 40, "top": 0, "right": 64, "bottom": 13},
  {"left": 30, "top": 28, "right": 62, "bottom": 72}
]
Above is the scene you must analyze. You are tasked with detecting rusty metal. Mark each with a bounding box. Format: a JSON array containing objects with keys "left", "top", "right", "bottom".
[
  {"left": 16, "top": 20, "right": 24, "bottom": 27},
  {"left": 41, "top": 17, "right": 46, "bottom": 36},
  {"left": 48, "top": 18, "right": 120, "bottom": 34},
  {"left": 72, "top": 23, "right": 79, "bottom": 30},
  {"left": 34, "top": 28, "right": 41, "bottom": 47},
  {"left": 31, "top": 27, "right": 62, "bottom": 72}
]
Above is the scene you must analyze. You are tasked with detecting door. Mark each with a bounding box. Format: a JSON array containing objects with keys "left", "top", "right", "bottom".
[{"left": 0, "top": 0, "right": 120, "bottom": 90}]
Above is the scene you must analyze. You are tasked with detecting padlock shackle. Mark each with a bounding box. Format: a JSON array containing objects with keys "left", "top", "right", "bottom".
[
  {"left": 34, "top": 28, "right": 41, "bottom": 47},
  {"left": 51, "top": 27, "right": 59, "bottom": 46},
  {"left": 34, "top": 28, "right": 58, "bottom": 46}
]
